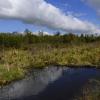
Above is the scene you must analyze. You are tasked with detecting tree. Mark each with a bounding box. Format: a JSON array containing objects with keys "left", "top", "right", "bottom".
[
  {"left": 55, "top": 31, "right": 61, "bottom": 36},
  {"left": 24, "top": 29, "right": 33, "bottom": 44},
  {"left": 38, "top": 30, "right": 44, "bottom": 36},
  {"left": 24, "top": 29, "right": 32, "bottom": 34}
]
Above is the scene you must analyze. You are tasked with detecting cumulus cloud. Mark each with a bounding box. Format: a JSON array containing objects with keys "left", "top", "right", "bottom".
[{"left": 0, "top": 0, "right": 100, "bottom": 33}]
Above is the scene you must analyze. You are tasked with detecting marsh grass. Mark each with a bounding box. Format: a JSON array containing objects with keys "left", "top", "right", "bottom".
[
  {"left": 0, "top": 43, "right": 100, "bottom": 85},
  {"left": 74, "top": 79, "right": 100, "bottom": 100}
]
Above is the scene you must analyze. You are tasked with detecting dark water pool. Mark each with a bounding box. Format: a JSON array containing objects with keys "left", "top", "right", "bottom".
[{"left": 0, "top": 67, "right": 100, "bottom": 100}]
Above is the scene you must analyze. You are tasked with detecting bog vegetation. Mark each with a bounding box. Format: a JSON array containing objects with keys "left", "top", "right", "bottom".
[{"left": 0, "top": 29, "right": 100, "bottom": 85}]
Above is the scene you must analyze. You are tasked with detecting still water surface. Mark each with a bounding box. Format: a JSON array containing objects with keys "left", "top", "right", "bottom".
[{"left": 0, "top": 66, "right": 100, "bottom": 100}]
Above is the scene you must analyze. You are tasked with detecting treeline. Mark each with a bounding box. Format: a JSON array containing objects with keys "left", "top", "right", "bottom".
[{"left": 0, "top": 30, "right": 100, "bottom": 48}]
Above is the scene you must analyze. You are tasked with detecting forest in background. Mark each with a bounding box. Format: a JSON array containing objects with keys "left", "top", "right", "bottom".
[{"left": 0, "top": 29, "right": 100, "bottom": 48}]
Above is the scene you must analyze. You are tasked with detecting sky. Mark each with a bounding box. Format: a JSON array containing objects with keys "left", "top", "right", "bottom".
[{"left": 0, "top": 0, "right": 100, "bottom": 34}]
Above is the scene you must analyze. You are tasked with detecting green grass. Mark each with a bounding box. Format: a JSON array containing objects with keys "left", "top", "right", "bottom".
[
  {"left": 0, "top": 43, "right": 100, "bottom": 85},
  {"left": 0, "top": 65, "right": 24, "bottom": 85}
]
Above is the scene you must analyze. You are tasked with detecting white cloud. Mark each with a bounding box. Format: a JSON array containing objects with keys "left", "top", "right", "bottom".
[
  {"left": 67, "top": 11, "right": 87, "bottom": 17},
  {"left": 0, "top": 0, "right": 100, "bottom": 33}
]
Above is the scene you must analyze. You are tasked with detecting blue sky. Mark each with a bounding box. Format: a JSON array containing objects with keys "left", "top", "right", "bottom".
[
  {"left": 0, "top": 0, "right": 100, "bottom": 33},
  {"left": 46, "top": 0, "right": 99, "bottom": 22}
]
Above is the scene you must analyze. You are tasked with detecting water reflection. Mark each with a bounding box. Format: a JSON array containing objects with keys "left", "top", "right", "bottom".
[{"left": 0, "top": 67, "right": 100, "bottom": 100}]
